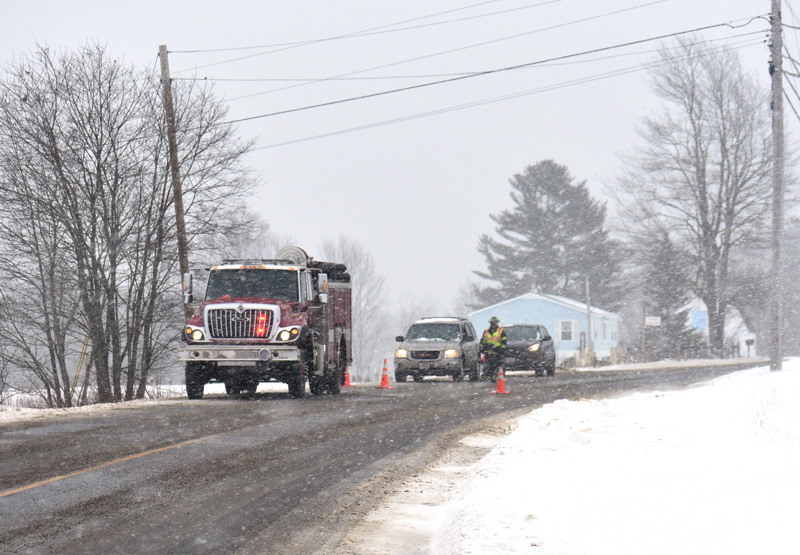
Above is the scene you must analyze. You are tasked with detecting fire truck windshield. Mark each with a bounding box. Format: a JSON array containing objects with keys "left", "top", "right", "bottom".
[{"left": 205, "top": 269, "right": 299, "bottom": 302}]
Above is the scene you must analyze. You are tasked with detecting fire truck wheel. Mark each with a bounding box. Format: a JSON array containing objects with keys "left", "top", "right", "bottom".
[
  {"left": 309, "top": 374, "right": 326, "bottom": 395},
  {"left": 240, "top": 375, "right": 259, "bottom": 399},
  {"left": 225, "top": 381, "right": 241, "bottom": 397},
  {"left": 287, "top": 362, "right": 306, "bottom": 398},
  {"left": 185, "top": 362, "right": 206, "bottom": 400},
  {"left": 326, "top": 344, "right": 346, "bottom": 395}
]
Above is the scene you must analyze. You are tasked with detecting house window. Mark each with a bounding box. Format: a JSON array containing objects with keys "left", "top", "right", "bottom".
[
  {"left": 602, "top": 319, "right": 608, "bottom": 341},
  {"left": 556, "top": 320, "right": 576, "bottom": 341}
]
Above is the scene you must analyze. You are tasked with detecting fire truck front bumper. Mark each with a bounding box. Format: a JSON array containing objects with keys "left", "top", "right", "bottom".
[{"left": 179, "top": 345, "right": 301, "bottom": 366}]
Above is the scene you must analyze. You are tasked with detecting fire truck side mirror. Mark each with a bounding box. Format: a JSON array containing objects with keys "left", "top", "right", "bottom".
[
  {"left": 183, "top": 273, "right": 193, "bottom": 305},
  {"left": 317, "top": 273, "right": 328, "bottom": 304}
]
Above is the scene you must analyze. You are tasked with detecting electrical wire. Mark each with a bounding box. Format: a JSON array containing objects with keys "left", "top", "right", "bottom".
[
  {"left": 206, "top": 17, "right": 767, "bottom": 129},
  {"left": 247, "top": 37, "right": 765, "bottom": 150},
  {"left": 170, "top": 0, "right": 563, "bottom": 54},
  {"left": 170, "top": 0, "right": 565, "bottom": 74},
  {"left": 173, "top": 29, "right": 766, "bottom": 84},
  {"left": 224, "top": 0, "right": 671, "bottom": 102}
]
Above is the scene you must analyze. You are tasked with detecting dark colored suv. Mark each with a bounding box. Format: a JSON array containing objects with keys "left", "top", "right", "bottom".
[
  {"left": 394, "top": 317, "right": 481, "bottom": 382},
  {"left": 503, "top": 324, "right": 556, "bottom": 376}
]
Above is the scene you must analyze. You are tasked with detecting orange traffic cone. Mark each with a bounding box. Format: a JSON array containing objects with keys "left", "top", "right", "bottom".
[
  {"left": 343, "top": 367, "right": 353, "bottom": 387},
  {"left": 493, "top": 364, "right": 509, "bottom": 394},
  {"left": 377, "top": 358, "right": 394, "bottom": 389}
]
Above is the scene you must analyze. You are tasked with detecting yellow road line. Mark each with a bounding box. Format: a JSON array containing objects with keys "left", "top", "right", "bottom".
[{"left": 0, "top": 432, "right": 225, "bottom": 499}]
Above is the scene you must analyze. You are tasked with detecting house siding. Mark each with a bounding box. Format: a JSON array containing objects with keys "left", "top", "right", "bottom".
[{"left": 469, "top": 293, "right": 619, "bottom": 365}]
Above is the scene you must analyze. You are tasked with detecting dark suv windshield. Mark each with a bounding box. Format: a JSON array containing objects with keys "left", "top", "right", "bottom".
[
  {"left": 505, "top": 326, "right": 542, "bottom": 341},
  {"left": 406, "top": 323, "right": 461, "bottom": 341},
  {"left": 205, "top": 269, "right": 299, "bottom": 301}
]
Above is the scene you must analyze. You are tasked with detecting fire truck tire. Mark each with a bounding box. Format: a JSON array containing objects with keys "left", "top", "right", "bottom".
[
  {"left": 287, "top": 362, "right": 306, "bottom": 398},
  {"left": 326, "top": 343, "right": 346, "bottom": 395},
  {"left": 185, "top": 362, "right": 206, "bottom": 400},
  {"left": 240, "top": 375, "right": 259, "bottom": 399},
  {"left": 225, "top": 381, "right": 241, "bottom": 397},
  {"left": 309, "top": 374, "right": 326, "bottom": 395}
]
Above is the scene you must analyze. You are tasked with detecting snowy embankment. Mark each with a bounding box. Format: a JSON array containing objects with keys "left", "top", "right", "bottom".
[{"left": 428, "top": 359, "right": 800, "bottom": 554}]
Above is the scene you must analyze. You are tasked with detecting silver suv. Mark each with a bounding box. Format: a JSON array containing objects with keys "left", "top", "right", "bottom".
[{"left": 394, "top": 317, "right": 481, "bottom": 382}]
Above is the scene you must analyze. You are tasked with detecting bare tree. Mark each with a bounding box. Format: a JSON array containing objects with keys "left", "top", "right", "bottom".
[
  {"left": 614, "top": 37, "right": 773, "bottom": 355},
  {"left": 0, "top": 44, "right": 256, "bottom": 404},
  {"left": 318, "top": 236, "right": 391, "bottom": 382}
]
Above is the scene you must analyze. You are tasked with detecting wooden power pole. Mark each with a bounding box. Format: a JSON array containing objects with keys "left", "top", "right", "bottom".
[
  {"left": 158, "top": 45, "right": 190, "bottom": 285},
  {"left": 770, "top": 1, "right": 785, "bottom": 371}
]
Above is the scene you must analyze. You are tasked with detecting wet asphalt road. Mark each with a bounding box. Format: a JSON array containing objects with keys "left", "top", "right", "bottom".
[{"left": 0, "top": 363, "right": 759, "bottom": 554}]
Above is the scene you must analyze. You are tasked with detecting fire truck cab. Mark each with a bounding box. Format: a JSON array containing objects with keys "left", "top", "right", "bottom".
[{"left": 179, "top": 247, "right": 352, "bottom": 399}]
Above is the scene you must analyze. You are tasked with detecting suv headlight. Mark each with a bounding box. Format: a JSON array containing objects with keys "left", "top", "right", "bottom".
[
  {"left": 528, "top": 344, "right": 541, "bottom": 352},
  {"left": 444, "top": 349, "right": 459, "bottom": 358},
  {"left": 395, "top": 349, "right": 408, "bottom": 358}
]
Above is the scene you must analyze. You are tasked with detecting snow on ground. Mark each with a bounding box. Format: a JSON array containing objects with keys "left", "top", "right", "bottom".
[
  {"left": 3, "top": 360, "right": 798, "bottom": 554},
  {"left": 429, "top": 359, "right": 800, "bottom": 554}
]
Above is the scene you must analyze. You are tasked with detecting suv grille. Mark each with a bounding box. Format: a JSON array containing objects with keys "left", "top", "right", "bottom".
[
  {"left": 410, "top": 350, "right": 440, "bottom": 360},
  {"left": 206, "top": 308, "right": 274, "bottom": 339}
]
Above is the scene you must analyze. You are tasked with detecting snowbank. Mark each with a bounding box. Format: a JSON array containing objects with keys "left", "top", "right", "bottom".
[{"left": 430, "top": 359, "right": 800, "bottom": 554}]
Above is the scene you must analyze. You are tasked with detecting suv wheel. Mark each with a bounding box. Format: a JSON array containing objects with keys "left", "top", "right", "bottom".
[{"left": 452, "top": 360, "right": 464, "bottom": 382}]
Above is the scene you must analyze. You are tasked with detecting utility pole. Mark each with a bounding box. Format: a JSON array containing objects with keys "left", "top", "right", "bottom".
[
  {"left": 158, "top": 45, "right": 190, "bottom": 287},
  {"left": 769, "top": 1, "right": 785, "bottom": 371},
  {"left": 585, "top": 276, "right": 593, "bottom": 365}
]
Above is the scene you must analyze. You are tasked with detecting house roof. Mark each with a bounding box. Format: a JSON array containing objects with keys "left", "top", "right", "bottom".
[{"left": 468, "top": 292, "right": 618, "bottom": 319}]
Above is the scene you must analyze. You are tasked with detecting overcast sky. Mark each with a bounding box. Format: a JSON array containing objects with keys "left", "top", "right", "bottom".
[{"left": 1, "top": 1, "right": 790, "bottom": 318}]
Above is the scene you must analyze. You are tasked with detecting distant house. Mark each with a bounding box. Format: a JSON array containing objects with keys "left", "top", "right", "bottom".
[
  {"left": 469, "top": 293, "right": 620, "bottom": 364},
  {"left": 683, "top": 297, "right": 757, "bottom": 357}
]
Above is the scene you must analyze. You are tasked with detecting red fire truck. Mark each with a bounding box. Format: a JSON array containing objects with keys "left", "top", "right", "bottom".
[{"left": 179, "top": 247, "right": 352, "bottom": 399}]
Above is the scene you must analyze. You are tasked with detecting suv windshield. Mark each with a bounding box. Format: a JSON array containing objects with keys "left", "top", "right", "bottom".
[
  {"left": 406, "top": 323, "right": 461, "bottom": 341},
  {"left": 205, "top": 269, "right": 299, "bottom": 301},
  {"left": 505, "top": 326, "right": 542, "bottom": 341}
]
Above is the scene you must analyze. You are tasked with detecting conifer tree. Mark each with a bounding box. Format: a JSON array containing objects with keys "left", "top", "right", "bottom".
[{"left": 473, "top": 160, "right": 620, "bottom": 309}]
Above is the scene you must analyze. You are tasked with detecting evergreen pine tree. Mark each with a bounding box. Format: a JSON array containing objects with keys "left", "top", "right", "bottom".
[
  {"left": 473, "top": 160, "right": 621, "bottom": 309},
  {"left": 641, "top": 234, "right": 706, "bottom": 359}
]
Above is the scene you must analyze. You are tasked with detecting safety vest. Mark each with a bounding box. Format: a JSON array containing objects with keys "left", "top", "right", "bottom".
[{"left": 482, "top": 327, "right": 504, "bottom": 347}]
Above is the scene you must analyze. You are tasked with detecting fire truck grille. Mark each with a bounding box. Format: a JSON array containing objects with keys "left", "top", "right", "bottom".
[
  {"left": 206, "top": 308, "right": 274, "bottom": 339},
  {"left": 410, "top": 350, "right": 440, "bottom": 360}
]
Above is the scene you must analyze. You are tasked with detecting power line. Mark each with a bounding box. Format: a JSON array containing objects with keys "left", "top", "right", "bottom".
[
  {"left": 176, "top": 29, "right": 766, "bottom": 85},
  {"left": 248, "top": 37, "right": 764, "bottom": 150},
  {"left": 225, "top": 0, "right": 671, "bottom": 102},
  {"left": 169, "top": 0, "right": 563, "bottom": 74},
  {"left": 170, "top": 0, "right": 563, "bottom": 55},
  {"left": 207, "top": 17, "right": 767, "bottom": 129}
]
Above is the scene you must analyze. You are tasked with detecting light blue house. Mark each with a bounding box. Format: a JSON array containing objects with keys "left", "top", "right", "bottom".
[{"left": 468, "top": 293, "right": 620, "bottom": 364}]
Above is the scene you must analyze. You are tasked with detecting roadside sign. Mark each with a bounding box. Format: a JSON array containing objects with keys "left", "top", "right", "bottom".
[{"left": 645, "top": 316, "right": 662, "bottom": 327}]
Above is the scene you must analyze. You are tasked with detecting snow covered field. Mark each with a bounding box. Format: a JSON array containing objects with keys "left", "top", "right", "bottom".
[{"left": 421, "top": 359, "right": 799, "bottom": 554}]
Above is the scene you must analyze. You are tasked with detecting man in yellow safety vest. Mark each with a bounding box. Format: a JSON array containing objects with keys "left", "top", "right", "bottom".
[{"left": 480, "top": 316, "right": 507, "bottom": 380}]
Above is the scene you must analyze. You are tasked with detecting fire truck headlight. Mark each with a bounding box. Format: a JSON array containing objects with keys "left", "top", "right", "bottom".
[
  {"left": 277, "top": 327, "right": 300, "bottom": 342},
  {"left": 444, "top": 349, "right": 459, "bottom": 358},
  {"left": 190, "top": 329, "right": 204, "bottom": 341},
  {"left": 395, "top": 349, "right": 408, "bottom": 359}
]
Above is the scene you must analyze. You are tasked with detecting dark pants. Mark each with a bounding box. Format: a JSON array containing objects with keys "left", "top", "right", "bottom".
[{"left": 482, "top": 354, "right": 504, "bottom": 379}]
